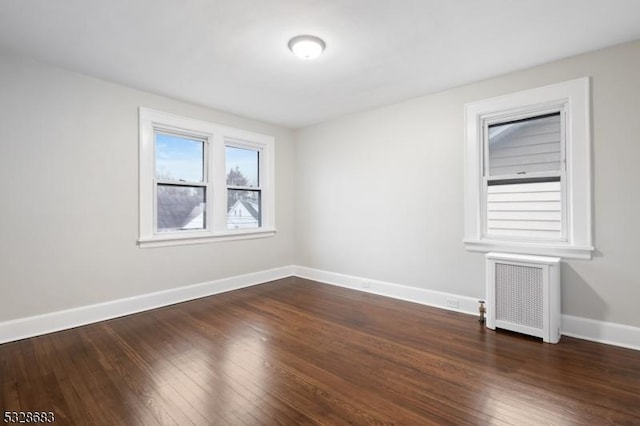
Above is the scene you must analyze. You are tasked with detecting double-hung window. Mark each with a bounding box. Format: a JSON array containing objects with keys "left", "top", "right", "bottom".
[
  {"left": 484, "top": 111, "right": 565, "bottom": 242},
  {"left": 155, "top": 131, "right": 208, "bottom": 233},
  {"left": 225, "top": 144, "right": 262, "bottom": 229},
  {"left": 464, "top": 78, "right": 593, "bottom": 259},
  {"left": 138, "top": 108, "right": 275, "bottom": 247}
]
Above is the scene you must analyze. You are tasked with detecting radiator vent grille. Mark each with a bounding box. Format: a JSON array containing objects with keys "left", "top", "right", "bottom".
[{"left": 495, "top": 262, "right": 543, "bottom": 329}]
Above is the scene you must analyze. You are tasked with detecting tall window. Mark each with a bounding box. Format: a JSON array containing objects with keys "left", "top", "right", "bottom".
[
  {"left": 484, "top": 112, "right": 564, "bottom": 242},
  {"left": 155, "top": 132, "right": 208, "bottom": 233},
  {"left": 226, "top": 144, "right": 261, "bottom": 229},
  {"left": 464, "top": 78, "right": 593, "bottom": 259},
  {"left": 139, "top": 108, "right": 275, "bottom": 247}
]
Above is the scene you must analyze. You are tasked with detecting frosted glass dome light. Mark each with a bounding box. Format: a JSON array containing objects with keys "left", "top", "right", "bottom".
[{"left": 288, "top": 35, "right": 326, "bottom": 60}]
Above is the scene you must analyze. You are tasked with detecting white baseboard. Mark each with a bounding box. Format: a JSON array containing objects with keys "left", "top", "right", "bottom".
[
  {"left": 2, "top": 264, "right": 638, "bottom": 352},
  {"left": 293, "top": 266, "right": 481, "bottom": 316},
  {"left": 561, "top": 314, "right": 640, "bottom": 351},
  {"left": 293, "top": 265, "right": 640, "bottom": 352},
  {"left": 0, "top": 266, "right": 294, "bottom": 344}
]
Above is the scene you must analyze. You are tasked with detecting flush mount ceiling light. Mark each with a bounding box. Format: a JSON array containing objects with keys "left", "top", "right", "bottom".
[{"left": 288, "top": 35, "right": 326, "bottom": 60}]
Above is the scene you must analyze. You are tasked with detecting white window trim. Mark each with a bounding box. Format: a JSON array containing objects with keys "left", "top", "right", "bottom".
[
  {"left": 138, "top": 108, "right": 276, "bottom": 248},
  {"left": 464, "top": 78, "right": 593, "bottom": 259}
]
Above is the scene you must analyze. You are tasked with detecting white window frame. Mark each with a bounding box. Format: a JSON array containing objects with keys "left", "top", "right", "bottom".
[
  {"left": 224, "top": 138, "right": 266, "bottom": 229},
  {"left": 464, "top": 78, "right": 593, "bottom": 259},
  {"left": 153, "top": 129, "right": 210, "bottom": 233},
  {"left": 139, "top": 108, "right": 276, "bottom": 248}
]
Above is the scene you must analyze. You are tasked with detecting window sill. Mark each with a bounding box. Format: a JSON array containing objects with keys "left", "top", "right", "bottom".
[
  {"left": 463, "top": 239, "right": 594, "bottom": 260},
  {"left": 138, "top": 228, "right": 277, "bottom": 248}
]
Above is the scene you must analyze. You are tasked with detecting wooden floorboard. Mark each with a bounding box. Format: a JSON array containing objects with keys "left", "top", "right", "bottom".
[{"left": 1, "top": 276, "right": 639, "bottom": 425}]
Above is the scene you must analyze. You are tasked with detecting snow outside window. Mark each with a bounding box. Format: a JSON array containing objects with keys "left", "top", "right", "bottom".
[{"left": 138, "top": 108, "right": 275, "bottom": 247}]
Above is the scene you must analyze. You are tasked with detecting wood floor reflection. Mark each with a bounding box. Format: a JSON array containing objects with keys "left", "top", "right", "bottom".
[{"left": 2, "top": 277, "right": 639, "bottom": 425}]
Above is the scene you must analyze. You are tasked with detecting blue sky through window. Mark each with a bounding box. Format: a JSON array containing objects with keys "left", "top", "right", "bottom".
[
  {"left": 155, "top": 132, "right": 204, "bottom": 182},
  {"left": 226, "top": 146, "right": 258, "bottom": 187}
]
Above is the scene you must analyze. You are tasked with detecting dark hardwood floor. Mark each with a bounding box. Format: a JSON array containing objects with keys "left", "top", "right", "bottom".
[{"left": 1, "top": 277, "right": 639, "bottom": 425}]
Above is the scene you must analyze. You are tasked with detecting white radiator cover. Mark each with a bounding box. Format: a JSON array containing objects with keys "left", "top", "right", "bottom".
[{"left": 486, "top": 252, "right": 561, "bottom": 343}]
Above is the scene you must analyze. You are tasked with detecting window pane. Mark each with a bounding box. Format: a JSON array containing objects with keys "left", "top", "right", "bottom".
[
  {"left": 157, "top": 184, "right": 205, "bottom": 232},
  {"left": 488, "top": 113, "right": 561, "bottom": 177},
  {"left": 486, "top": 180, "right": 562, "bottom": 241},
  {"left": 227, "top": 189, "right": 261, "bottom": 229},
  {"left": 226, "top": 146, "right": 258, "bottom": 187},
  {"left": 156, "top": 132, "right": 204, "bottom": 182}
]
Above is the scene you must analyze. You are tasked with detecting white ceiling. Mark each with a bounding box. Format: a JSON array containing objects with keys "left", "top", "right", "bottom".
[{"left": 1, "top": 1, "right": 640, "bottom": 128}]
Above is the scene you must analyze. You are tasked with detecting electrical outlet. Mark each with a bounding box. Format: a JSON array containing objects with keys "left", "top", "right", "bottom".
[{"left": 446, "top": 299, "right": 459, "bottom": 309}]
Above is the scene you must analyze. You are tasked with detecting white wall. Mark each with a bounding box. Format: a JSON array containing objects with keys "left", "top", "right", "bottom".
[
  {"left": 2, "top": 40, "right": 639, "bottom": 333},
  {"left": 295, "top": 40, "right": 640, "bottom": 328},
  {"left": 0, "top": 53, "right": 295, "bottom": 322}
]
